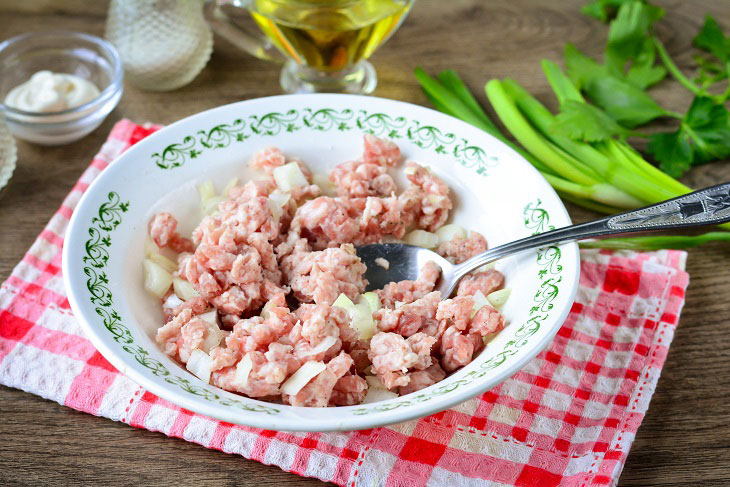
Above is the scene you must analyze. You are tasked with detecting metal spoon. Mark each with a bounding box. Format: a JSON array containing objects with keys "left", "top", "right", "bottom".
[{"left": 357, "top": 182, "right": 730, "bottom": 298}]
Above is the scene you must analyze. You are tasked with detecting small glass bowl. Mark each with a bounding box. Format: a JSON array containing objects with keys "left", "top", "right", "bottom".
[
  {"left": 0, "top": 31, "right": 124, "bottom": 146},
  {"left": 0, "top": 113, "right": 17, "bottom": 195}
]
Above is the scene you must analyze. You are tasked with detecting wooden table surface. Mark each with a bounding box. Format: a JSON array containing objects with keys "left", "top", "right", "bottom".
[{"left": 2, "top": 1, "right": 730, "bottom": 485}]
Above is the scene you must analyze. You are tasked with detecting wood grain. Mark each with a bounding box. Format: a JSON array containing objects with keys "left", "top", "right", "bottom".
[{"left": 1, "top": 1, "right": 729, "bottom": 485}]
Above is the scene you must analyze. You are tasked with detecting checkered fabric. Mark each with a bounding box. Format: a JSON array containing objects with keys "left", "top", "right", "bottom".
[{"left": 0, "top": 120, "right": 690, "bottom": 487}]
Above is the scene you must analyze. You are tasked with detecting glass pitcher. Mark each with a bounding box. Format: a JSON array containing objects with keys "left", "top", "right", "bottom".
[{"left": 205, "top": 0, "right": 414, "bottom": 94}]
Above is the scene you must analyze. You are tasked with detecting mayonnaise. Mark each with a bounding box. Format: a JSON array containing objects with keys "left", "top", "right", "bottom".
[{"left": 4, "top": 70, "right": 100, "bottom": 113}]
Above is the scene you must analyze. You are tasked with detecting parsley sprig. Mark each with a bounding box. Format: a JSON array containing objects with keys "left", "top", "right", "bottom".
[{"left": 581, "top": 0, "right": 730, "bottom": 177}]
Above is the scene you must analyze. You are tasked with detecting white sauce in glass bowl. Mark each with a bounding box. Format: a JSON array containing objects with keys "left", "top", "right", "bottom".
[{"left": 4, "top": 70, "right": 100, "bottom": 113}]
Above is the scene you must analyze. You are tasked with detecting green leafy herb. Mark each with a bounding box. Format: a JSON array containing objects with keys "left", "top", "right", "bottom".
[
  {"left": 693, "top": 15, "right": 730, "bottom": 63},
  {"left": 551, "top": 100, "right": 632, "bottom": 141},
  {"left": 605, "top": 0, "right": 664, "bottom": 74},
  {"left": 584, "top": 75, "right": 672, "bottom": 127},
  {"left": 580, "top": 0, "right": 632, "bottom": 22},
  {"left": 564, "top": 43, "right": 606, "bottom": 88},
  {"left": 647, "top": 96, "right": 730, "bottom": 177},
  {"left": 564, "top": 43, "right": 671, "bottom": 127},
  {"left": 624, "top": 37, "right": 666, "bottom": 89}
]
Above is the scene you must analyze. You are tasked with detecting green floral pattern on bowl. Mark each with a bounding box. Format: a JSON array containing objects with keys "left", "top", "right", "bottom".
[{"left": 152, "top": 108, "right": 498, "bottom": 175}]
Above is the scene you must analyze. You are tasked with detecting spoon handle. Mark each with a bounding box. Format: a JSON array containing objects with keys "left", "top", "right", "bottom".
[{"left": 454, "top": 182, "right": 730, "bottom": 277}]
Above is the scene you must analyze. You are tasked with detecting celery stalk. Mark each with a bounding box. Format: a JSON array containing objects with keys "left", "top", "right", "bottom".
[
  {"left": 501, "top": 79, "right": 671, "bottom": 204},
  {"left": 580, "top": 232, "right": 730, "bottom": 250},
  {"left": 608, "top": 141, "right": 693, "bottom": 195},
  {"left": 556, "top": 191, "right": 624, "bottom": 214},
  {"left": 541, "top": 59, "right": 585, "bottom": 105},
  {"left": 485, "top": 80, "right": 601, "bottom": 186},
  {"left": 414, "top": 68, "right": 500, "bottom": 137},
  {"left": 436, "top": 70, "right": 502, "bottom": 135}
]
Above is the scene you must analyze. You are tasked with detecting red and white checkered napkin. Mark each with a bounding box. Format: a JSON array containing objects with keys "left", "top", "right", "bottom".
[{"left": 0, "top": 120, "right": 689, "bottom": 487}]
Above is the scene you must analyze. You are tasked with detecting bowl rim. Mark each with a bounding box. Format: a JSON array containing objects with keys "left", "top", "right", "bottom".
[
  {"left": 0, "top": 30, "right": 124, "bottom": 121},
  {"left": 62, "top": 93, "right": 580, "bottom": 431}
]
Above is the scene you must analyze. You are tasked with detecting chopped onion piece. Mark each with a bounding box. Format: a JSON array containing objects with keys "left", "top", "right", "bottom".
[
  {"left": 260, "top": 300, "right": 274, "bottom": 319},
  {"left": 143, "top": 259, "right": 172, "bottom": 298},
  {"left": 273, "top": 162, "right": 308, "bottom": 192},
  {"left": 365, "top": 375, "right": 386, "bottom": 390},
  {"left": 472, "top": 290, "right": 489, "bottom": 312},
  {"left": 404, "top": 229, "right": 439, "bottom": 249},
  {"left": 223, "top": 177, "right": 239, "bottom": 197},
  {"left": 203, "top": 196, "right": 224, "bottom": 216},
  {"left": 374, "top": 257, "right": 390, "bottom": 269},
  {"left": 233, "top": 353, "right": 253, "bottom": 387},
  {"left": 483, "top": 331, "right": 499, "bottom": 345},
  {"left": 476, "top": 261, "right": 497, "bottom": 272},
  {"left": 280, "top": 361, "right": 326, "bottom": 395},
  {"left": 148, "top": 252, "right": 177, "bottom": 273},
  {"left": 350, "top": 302, "right": 377, "bottom": 340},
  {"left": 427, "top": 195, "right": 447, "bottom": 205},
  {"left": 201, "top": 328, "right": 223, "bottom": 353},
  {"left": 268, "top": 198, "right": 284, "bottom": 225},
  {"left": 333, "top": 293, "right": 376, "bottom": 340},
  {"left": 173, "top": 277, "right": 200, "bottom": 300},
  {"left": 197, "top": 310, "right": 218, "bottom": 326},
  {"left": 435, "top": 224, "right": 467, "bottom": 244},
  {"left": 197, "top": 180, "right": 216, "bottom": 203},
  {"left": 163, "top": 293, "right": 184, "bottom": 310},
  {"left": 144, "top": 238, "right": 160, "bottom": 256},
  {"left": 301, "top": 336, "right": 338, "bottom": 357},
  {"left": 332, "top": 293, "right": 355, "bottom": 310},
  {"left": 196, "top": 311, "right": 223, "bottom": 352},
  {"left": 358, "top": 292, "right": 381, "bottom": 314},
  {"left": 313, "top": 173, "right": 337, "bottom": 196},
  {"left": 362, "top": 388, "right": 398, "bottom": 404},
  {"left": 269, "top": 190, "right": 291, "bottom": 208},
  {"left": 186, "top": 349, "right": 212, "bottom": 384},
  {"left": 487, "top": 288, "right": 511, "bottom": 309},
  {"left": 394, "top": 301, "right": 404, "bottom": 309}
]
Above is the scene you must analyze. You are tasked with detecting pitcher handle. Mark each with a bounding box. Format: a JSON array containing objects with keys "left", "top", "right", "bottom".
[{"left": 204, "top": 0, "right": 288, "bottom": 63}]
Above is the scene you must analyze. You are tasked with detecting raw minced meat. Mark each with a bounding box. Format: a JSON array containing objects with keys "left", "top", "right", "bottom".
[
  {"left": 283, "top": 244, "right": 367, "bottom": 305},
  {"left": 377, "top": 261, "right": 440, "bottom": 309},
  {"left": 456, "top": 269, "right": 505, "bottom": 297},
  {"left": 330, "top": 159, "right": 397, "bottom": 198},
  {"left": 149, "top": 135, "right": 507, "bottom": 407},
  {"left": 437, "top": 231, "right": 488, "bottom": 264}
]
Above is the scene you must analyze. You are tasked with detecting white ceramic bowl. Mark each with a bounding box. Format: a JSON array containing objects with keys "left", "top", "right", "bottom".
[{"left": 63, "top": 94, "right": 579, "bottom": 431}]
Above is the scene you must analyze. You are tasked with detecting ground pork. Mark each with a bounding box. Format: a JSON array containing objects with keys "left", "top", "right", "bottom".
[
  {"left": 376, "top": 292, "right": 441, "bottom": 337},
  {"left": 377, "top": 261, "right": 440, "bottom": 309},
  {"left": 368, "top": 332, "right": 437, "bottom": 390},
  {"left": 330, "top": 159, "right": 397, "bottom": 198},
  {"left": 456, "top": 269, "right": 505, "bottom": 297},
  {"left": 155, "top": 309, "right": 219, "bottom": 363},
  {"left": 329, "top": 374, "right": 368, "bottom": 406},
  {"left": 288, "top": 197, "right": 362, "bottom": 250},
  {"left": 437, "top": 231, "right": 488, "bottom": 264},
  {"left": 436, "top": 295, "right": 506, "bottom": 371},
  {"left": 400, "top": 162, "right": 452, "bottom": 232},
  {"left": 399, "top": 363, "right": 447, "bottom": 395},
  {"left": 283, "top": 244, "right": 367, "bottom": 305},
  {"left": 149, "top": 212, "right": 195, "bottom": 253},
  {"left": 151, "top": 137, "right": 509, "bottom": 407},
  {"left": 362, "top": 133, "right": 401, "bottom": 167},
  {"left": 283, "top": 351, "right": 354, "bottom": 407}
]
